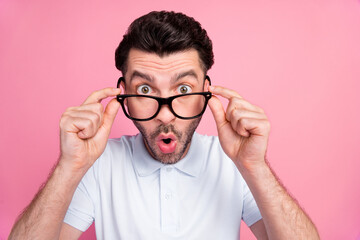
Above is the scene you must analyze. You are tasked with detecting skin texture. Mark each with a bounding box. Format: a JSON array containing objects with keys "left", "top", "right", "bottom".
[
  {"left": 9, "top": 49, "right": 319, "bottom": 240},
  {"left": 133, "top": 120, "right": 201, "bottom": 164},
  {"left": 123, "top": 49, "right": 209, "bottom": 164}
]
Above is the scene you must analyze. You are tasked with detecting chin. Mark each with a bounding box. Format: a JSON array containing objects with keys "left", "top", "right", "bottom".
[{"left": 152, "top": 149, "right": 186, "bottom": 164}]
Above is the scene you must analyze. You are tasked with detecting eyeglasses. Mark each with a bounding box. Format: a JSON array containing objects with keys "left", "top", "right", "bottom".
[{"left": 116, "top": 76, "right": 212, "bottom": 121}]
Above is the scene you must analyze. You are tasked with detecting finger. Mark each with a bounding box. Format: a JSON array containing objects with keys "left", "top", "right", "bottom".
[
  {"left": 64, "top": 110, "right": 102, "bottom": 132},
  {"left": 82, "top": 87, "right": 121, "bottom": 105},
  {"left": 226, "top": 98, "right": 265, "bottom": 121},
  {"left": 95, "top": 98, "right": 121, "bottom": 138},
  {"left": 61, "top": 116, "right": 97, "bottom": 139},
  {"left": 67, "top": 103, "right": 103, "bottom": 122},
  {"left": 228, "top": 109, "right": 267, "bottom": 135},
  {"left": 236, "top": 118, "right": 271, "bottom": 137},
  {"left": 67, "top": 102, "right": 104, "bottom": 113},
  {"left": 208, "top": 95, "right": 228, "bottom": 129},
  {"left": 65, "top": 103, "right": 103, "bottom": 127},
  {"left": 235, "top": 118, "right": 250, "bottom": 138},
  {"left": 209, "top": 85, "right": 243, "bottom": 100}
]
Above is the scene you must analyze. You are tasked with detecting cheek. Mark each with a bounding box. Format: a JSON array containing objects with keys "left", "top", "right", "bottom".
[
  {"left": 176, "top": 119, "right": 195, "bottom": 132},
  {"left": 137, "top": 121, "right": 157, "bottom": 135}
]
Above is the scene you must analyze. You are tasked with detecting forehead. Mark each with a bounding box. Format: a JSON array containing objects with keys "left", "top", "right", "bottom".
[{"left": 125, "top": 48, "right": 204, "bottom": 79}]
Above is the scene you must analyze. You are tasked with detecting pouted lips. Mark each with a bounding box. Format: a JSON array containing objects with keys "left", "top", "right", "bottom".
[{"left": 156, "top": 133, "right": 177, "bottom": 154}]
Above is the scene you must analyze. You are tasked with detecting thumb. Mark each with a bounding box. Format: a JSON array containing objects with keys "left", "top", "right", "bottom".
[
  {"left": 208, "top": 95, "right": 227, "bottom": 129},
  {"left": 97, "top": 98, "right": 121, "bottom": 138}
]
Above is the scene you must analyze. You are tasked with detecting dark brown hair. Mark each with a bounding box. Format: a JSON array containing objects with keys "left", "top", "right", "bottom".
[{"left": 115, "top": 11, "right": 214, "bottom": 75}]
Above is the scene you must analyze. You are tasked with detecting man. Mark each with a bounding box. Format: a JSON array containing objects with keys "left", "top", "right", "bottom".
[{"left": 10, "top": 11, "right": 319, "bottom": 239}]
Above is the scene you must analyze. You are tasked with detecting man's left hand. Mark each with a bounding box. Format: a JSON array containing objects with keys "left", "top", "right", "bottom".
[{"left": 208, "top": 86, "right": 271, "bottom": 172}]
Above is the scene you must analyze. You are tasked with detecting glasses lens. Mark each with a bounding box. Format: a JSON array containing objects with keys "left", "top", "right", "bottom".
[
  {"left": 172, "top": 94, "right": 206, "bottom": 118},
  {"left": 124, "top": 96, "right": 158, "bottom": 120}
]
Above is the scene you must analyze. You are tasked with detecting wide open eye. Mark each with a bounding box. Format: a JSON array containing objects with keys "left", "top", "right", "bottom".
[
  {"left": 137, "top": 85, "right": 152, "bottom": 95},
  {"left": 177, "top": 85, "right": 192, "bottom": 94}
]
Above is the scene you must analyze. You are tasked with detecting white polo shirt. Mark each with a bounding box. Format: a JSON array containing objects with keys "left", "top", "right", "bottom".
[{"left": 64, "top": 132, "right": 262, "bottom": 239}]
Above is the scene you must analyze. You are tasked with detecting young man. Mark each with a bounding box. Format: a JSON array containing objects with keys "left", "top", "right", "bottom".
[{"left": 10, "top": 11, "right": 319, "bottom": 239}]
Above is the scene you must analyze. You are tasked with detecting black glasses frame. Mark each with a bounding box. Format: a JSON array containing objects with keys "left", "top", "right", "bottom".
[{"left": 116, "top": 76, "right": 212, "bottom": 121}]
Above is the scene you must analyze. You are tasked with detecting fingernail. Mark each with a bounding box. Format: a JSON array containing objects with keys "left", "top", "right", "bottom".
[
  {"left": 209, "top": 86, "right": 214, "bottom": 91},
  {"left": 113, "top": 88, "right": 120, "bottom": 91}
]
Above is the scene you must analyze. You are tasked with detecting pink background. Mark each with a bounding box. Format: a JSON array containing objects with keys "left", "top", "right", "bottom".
[{"left": 1, "top": 1, "right": 360, "bottom": 239}]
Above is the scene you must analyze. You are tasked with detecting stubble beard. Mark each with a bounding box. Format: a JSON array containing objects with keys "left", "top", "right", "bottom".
[{"left": 133, "top": 118, "right": 201, "bottom": 164}]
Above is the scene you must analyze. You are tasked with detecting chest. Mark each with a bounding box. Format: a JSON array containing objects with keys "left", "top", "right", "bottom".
[{"left": 94, "top": 164, "right": 244, "bottom": 239}]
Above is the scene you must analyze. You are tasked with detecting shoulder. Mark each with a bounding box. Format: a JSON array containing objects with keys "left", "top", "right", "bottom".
[
  {"left": 195, "top": 132, "right": 246, "bottom": 177},
  {"left": 81, "top": 135, "right": 138, "bottom": 186},
  {"left": 192, "top": 132, "right": 224, "bottom": 161},
  {"left": 101, "top": 135, "right": 137, "bottom": 158},
  {"left": 194, "top": 132, "right": 220, "bottom": 146},
  {"left": 107, "top": 134, "right": 137, "bottom": 149},
  {"left": 193, "top": 132, "right": 226, "bottom": 165},
  {"left": 90, "top": 134, "right": 138, "bottom": 171}
]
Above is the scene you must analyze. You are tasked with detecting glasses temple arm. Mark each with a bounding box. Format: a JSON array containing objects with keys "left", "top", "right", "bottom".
[{"left": 205, "top": 75, "right": 211, "bottom": 86}]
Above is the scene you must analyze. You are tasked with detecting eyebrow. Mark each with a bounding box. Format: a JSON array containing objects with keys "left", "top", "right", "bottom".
[
  {"left": 171, "top": 70, "right": 199, "bottom": 84},
  {"left": 129, "top": 71, "right": 154, "bottom": 83},
  {"left": 128, "top": 69, "right": 199, "bottom": 84}
]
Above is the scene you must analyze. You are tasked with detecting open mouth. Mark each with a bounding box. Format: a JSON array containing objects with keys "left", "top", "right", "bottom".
[
  {"left": 156, "top": 134, "right": 177, "bottom": 154},
  {"left": 162, "top": 138, "right": 172, "bottom": 144}
]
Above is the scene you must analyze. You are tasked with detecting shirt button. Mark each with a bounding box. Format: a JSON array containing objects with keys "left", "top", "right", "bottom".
[
  {"left": 166, "top": 167, "right": 172, "bottom": 172},
  {"left": 165, "top": 193, "right": 171, "bottom": 200}
]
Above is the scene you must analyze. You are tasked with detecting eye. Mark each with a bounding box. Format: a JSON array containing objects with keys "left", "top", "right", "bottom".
[
  {"left": 177, "top": 85, "right": 192, "bottom": 94},
  {"left": 137, "top": 85, "right": 152, "bottom": 95}
]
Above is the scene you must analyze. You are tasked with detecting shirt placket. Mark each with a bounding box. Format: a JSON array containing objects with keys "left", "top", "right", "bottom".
[{"left": 160, "top": 166, "right": 179, "bottom": 234}]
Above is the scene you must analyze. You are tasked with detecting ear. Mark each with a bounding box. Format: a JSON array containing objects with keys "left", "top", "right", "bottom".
[
  {"left": 203, "top": 75, "right": 211, "bottom": 91},
  {"left": 117, "top": 77, "right": 126, "bottom": 93}
]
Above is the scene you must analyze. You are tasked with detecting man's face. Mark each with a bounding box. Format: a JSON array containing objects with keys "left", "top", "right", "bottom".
[{"left": 124, "top": 48, "right": 209, "bottom": 164}]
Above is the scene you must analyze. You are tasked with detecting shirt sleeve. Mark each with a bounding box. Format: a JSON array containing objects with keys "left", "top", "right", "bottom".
[
  {"left": 63, "top": 166, "right": 97, "bottom": 232},
  {"left": 241, "top": 180, "right": 262, "bottom": 226}
]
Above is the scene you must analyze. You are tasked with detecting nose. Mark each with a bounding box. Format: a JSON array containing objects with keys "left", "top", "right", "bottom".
[{"left": 155, "top": 104, "right": 176, "bottom": 124}]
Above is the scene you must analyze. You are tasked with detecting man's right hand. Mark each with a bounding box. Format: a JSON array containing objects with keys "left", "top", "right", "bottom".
[{"left": 59, "top": 87, "right": 121, "bottom": 172}]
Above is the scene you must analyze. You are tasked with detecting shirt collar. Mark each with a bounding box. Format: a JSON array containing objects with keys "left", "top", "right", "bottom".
[
  {"left": 133, "top": 133, "right": 164, "bottom": 177},
  {"left": 132, "top": 132, "right": 205, "bottom": 178},
  {"left": 173, "top": 132, "right": 204, "bottom": 177}
]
